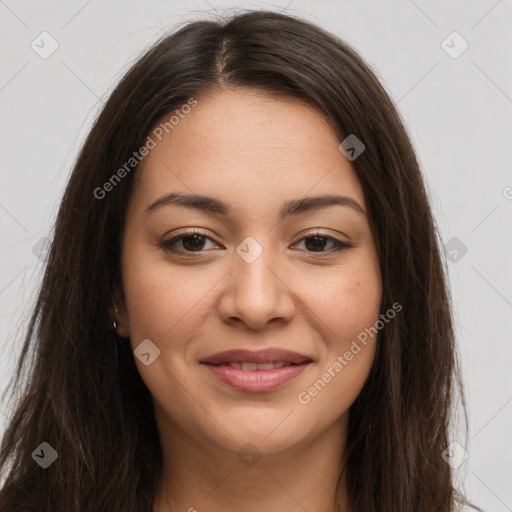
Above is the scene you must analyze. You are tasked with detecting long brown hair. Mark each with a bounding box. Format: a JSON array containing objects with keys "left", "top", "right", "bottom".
[{"left": 0, "top": 9, "right": 482, "bottom": 511}]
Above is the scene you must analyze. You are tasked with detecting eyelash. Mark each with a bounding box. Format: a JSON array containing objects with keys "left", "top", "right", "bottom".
[{"left": 160, "top": 229, "right": 353, "bottom": 256}]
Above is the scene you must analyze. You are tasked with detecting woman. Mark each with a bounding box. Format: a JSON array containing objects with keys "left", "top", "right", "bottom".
[{"left": 0, "top": 9, "right": 482, "bottom": 512}]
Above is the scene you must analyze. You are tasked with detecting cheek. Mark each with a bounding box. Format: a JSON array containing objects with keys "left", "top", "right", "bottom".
[
  {"left": 122, "top": 255, "right": 216, "bottom": 344},
  {"left": 294, "top": 254, "right": 381, "bottom": 410},
  {"left": 302, "top": 254, "right": 382, "bottom": 345}
]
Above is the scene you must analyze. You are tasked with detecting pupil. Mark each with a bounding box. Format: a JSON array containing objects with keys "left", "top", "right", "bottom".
[
  {"left": 305, "top": 236, "right": 326, "bottom": 252},
  {"left": 183, "top": 235, "right": 205, "bottom": 251}
]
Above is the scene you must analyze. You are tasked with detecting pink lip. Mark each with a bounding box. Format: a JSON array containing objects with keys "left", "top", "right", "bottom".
[
  {"left": 200, "top": 348, "right": 312, "bottom": 365},
  {"left": 203, "top": 362, "right": 310, "bottom": 392}
]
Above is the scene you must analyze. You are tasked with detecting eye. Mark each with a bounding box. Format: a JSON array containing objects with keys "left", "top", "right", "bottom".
[
  {"left": 160, "top": 229, "right": 220, "bottom": 254},
  {"left": 292, "top": 231, "right": 353, "bottom": 254},
  {"left": 160, "top": 229, "right": 353, "bottom": 256}
]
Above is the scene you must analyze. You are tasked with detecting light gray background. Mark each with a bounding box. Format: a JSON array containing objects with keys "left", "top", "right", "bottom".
[{"left": 1, "top": 1, "right": 511, "bottom": 510}]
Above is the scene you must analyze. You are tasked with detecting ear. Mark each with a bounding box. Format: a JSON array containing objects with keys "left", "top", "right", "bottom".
[{"left": 111, "top": 286, "right": 130, "bottom": 339}]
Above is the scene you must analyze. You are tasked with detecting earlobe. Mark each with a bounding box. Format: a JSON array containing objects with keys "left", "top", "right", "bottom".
[{"left": 111, "top": 287, "right": 130, "bottom": 338}]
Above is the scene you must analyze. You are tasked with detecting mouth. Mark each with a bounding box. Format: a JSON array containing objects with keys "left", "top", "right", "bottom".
[
  {"left": 203, "top": 360, "right": 308, "bottom": 370},
  {"left": 200, "top": 348, "right": 313, "bottom": 366},
  {"left": 200, "top": 348, "right": 313, "bottom": 392}
]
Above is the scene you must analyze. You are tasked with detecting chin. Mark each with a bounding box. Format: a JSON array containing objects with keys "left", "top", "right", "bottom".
[{"left": 203, "top": 417, "right": 310, "bottom": 459}]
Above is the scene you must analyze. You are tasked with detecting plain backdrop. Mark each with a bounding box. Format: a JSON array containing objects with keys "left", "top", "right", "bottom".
[{"left": 1, "top": 1, "right": 511, "bottom": 510}]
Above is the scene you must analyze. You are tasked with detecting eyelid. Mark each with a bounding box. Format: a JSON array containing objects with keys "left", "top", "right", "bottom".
[
  {"left": 298, "top": 228, "right": 350, "bottom": 242},
  {"left": 162, "top": 228, "right": 220, "bottom": 248}
]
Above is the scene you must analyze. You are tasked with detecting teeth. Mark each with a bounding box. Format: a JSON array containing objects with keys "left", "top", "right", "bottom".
[
  {"left": 226, "top": 360, "right": 291, "bottom": 371},
  {"left": 257, "top": 363, "right": 275, "bottom": 370}
]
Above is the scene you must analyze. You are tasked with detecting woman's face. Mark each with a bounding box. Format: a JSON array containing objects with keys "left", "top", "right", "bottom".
[{"left": 117, "top": 88, "right": 382, "bottom": 459}]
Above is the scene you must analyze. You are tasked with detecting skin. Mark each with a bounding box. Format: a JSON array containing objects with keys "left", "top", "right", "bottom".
[{"left": 114, "top": 88, "right": 382, "bottom": 512}]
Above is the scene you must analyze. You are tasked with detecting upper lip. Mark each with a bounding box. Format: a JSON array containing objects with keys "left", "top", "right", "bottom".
[{"left": 200, "top": 348, "right": 313, "bottom": 365}]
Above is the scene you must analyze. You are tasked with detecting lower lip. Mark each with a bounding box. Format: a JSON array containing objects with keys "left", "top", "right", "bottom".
[{"left": 202, "top": 363, "right": 310, "bottom": 392}]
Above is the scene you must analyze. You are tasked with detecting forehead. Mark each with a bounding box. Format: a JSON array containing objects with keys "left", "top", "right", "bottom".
[{"left": 133, "top": 88, "right": 366, "bottom": 214}]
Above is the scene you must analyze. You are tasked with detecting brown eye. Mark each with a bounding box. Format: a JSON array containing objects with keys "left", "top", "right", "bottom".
[
  {"left": 177, "top": 234, "right": 207, "bottom": 251},
  {"left": 294, "top": 234, "right": 353, "bottom": 254},
  {"left": 160, "top": 230, "right": 220, "bottom": 254}
]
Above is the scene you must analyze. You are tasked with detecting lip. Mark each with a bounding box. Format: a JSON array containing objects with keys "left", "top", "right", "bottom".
[
  {"left": 200, "top": 348, "right": 313, "bottom": 392},
  {"left": 202, "top": 362, "right": 311, "bottom": 392},
  {"left": 200, "top": 348, "right": 312, "bottom": 365}
]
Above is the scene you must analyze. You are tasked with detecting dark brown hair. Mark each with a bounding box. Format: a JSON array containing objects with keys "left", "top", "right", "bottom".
[{"left": 0, "top": 9, "right": 482, "bottom": 512}]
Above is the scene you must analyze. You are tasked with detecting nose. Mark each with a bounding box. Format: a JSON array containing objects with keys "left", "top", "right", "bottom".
[{"left": 216, "top": 240, "right": 295, "bottom": 331}]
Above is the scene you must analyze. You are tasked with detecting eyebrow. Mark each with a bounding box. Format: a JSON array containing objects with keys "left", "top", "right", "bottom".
[{"left": 144, "top": 192, "right": 366, "bottom": 221}]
